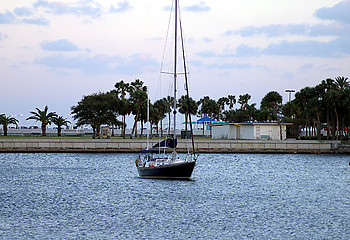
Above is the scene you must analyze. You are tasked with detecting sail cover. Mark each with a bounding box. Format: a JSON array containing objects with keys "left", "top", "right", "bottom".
[{"left": 152, "top": 138, "right": 177, "bottom": 149}]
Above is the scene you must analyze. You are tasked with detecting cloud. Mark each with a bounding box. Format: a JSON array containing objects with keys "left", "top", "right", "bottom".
[
  {"left": 262, "top": 38, "right": 350, "bottom": 57},
  {"left": 0, "top": 32, "right": 8, "bottom": 40},
  {"left": 225, "top": 1, "right": 350, "bottom": 58},
  {"left": 110, "top": 1, "right": 132, "bottom": 13},
  {"left": 14, "top": 7, "right": 33, "bottom": 16},
  {"left": 298, "top": 64, "right": 314, "bottom": 71},
  {"left": 184, "top": 1, "right": 210, "bottom": 12},
  {"left": 0, "top": 11, "right": 15, "bottom": 24},
  {"left": 163, "top": 1, "right": 210, "bottom": 12},
  {"left": 203, "top": 37, "right": 213, "bottom": 43},
  {"left": 0, "top": 8, "right": 49, "bottom": 25},
  {"left": 33, "top": 0, "right": 103, "bottom": 18},
  {"left": 36, "top": 53, "right": 158, "bottom": 74},
  {"left": 233, "top": 23, "right": 350, "bottom": 37},
  {"left": 196, "top": 51, "right": 216, "bottom": 58},
  {"left": 315, "top": 0, "right": 350, "bottom": 24},
  {"left": 209, "top": 62, "right": 251, "bottom": 70},
  {"left": 234, "top": 45, "right": 260, "bottom": 57},
  {"left": 22, "top": 17, "right": 49, "bottom": 25},
  {"left": 217, "top": 36, "right": 350, "bottom": 58},
  {"left": 41, "top": 39, "right": 79, "bottom": 51}
]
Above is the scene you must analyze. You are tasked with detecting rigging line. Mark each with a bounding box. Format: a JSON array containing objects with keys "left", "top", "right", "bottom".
[
  {"left": 173, "top": 0, "right": 178, "bottom": 141},
  {"left": 179, "top": 3, "right": 196, "bottom": 157},
  {"left": 156, "top": 0, "right": 175, "bottom": 101}
]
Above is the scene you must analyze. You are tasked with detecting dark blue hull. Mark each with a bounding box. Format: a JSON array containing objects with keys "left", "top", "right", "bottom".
[{"left": 137, "top": 161, "right": 196, "bottom": 180}]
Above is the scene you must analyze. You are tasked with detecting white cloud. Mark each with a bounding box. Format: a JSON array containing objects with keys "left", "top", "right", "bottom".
[
  {"left": 110, "top": 1, "right": 132, "bottom": 14},
  {"left": 315, "top": 0, "right": 350, "bottom": 24},
  {"left": 223, "top": 1, "right": 350, "bottom": 58},
  {"left": 33, "top": 0, "right": 104, "bottom": 18},
  {"left": 41, "top": 39, "right": 79, "bottom": 51},
  {"left": 0, "top": 7, "right": 49, "bottom": 25},
  {"left": 183, "top": 1, "right": 210, "bottom": 12},
  {"left": 22, "top": 17, "right": 49, "bottom": 25},
  {"left": 0, "top": 11, "right": 15, "bottom": 24},
  {"left": 0, "top": 32, "right": 8, "bottom": 41},
  {"left": 14, "top": 7, "right": 33, "bottom": 16},
  {"left": 35, "top": 53, "right": 159, "bottom": 75}
]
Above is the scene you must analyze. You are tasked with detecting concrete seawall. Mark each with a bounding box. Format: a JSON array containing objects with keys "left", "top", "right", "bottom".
[{"left": 0, "top": 138, "right": 347, "bottom": 154}]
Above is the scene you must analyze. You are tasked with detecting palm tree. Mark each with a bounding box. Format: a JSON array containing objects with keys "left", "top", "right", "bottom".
[
  {"left": 178, "top": 95, "right": 198, "bottom": 133},
  {"left": 0, "top": 114, "right": 19, "bottom": 136},
  {"left": 52, "top": 116, "right": 71, "bottom": 136},
  {"left": 114, "top": 80, "right": 132, "bottom": 138},
  {"left": 129, "top": 79, "right": 147, "bottom": 137},
  {"left": 308, "top": 86, "right": 323, "bottom": 140},
  {"left": 154, "top": 98, "right": 168, "bottom": 137},
  {"left": 238, "top": 94, "right": 251, "bottom": 111},
  {"left": 217, "top": 97, "right": 229, "bottom": 121},
  {"left": 26, "top": 106, "right": 57, "bottom": 136},
  {"left": 332, "top": 76, "right": 349, "bottom": 139},
  {"left": 149, "top": 102, "right": 162, "bottom": 137},
  {"left": 227, "top": 95, "right": 236, "bottom": 110},
  {"left": 198, "top": 96, "right": 219, "bottom": 137},
  {"left": 334, "top": 76, "right": 349, "bottom": 90},
  {"left": 294, "top": 88, "right": 312, "bottom": 138},
  {"left": 320, "top": 78, "right": 335, "bottom": 139},
  {"left": 260, "top": 91, "right": 282, "bottom": 121}
]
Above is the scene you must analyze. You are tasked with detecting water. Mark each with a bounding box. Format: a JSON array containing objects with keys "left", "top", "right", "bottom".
[{"left": 0, "top": 153, "right": 349, "bottom": 239}]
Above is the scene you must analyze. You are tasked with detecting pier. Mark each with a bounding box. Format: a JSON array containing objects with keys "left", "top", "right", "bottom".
[{"left": 0, "top": 138, "right": 346, "bottom": 154}]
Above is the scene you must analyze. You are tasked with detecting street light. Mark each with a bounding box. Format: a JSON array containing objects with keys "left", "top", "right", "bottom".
[{"left": 285, "top": 89, "right": 295, "bottom": 118}]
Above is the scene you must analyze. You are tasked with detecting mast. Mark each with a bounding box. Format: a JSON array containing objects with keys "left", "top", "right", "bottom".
[
  {"left": 146, "top": 87, "right": 150, "bottom": 150},
  {"left": 179, "top": 13, "right": 196, "bottom": 157},
  {"left": 173, "top": 0, "right": 178, "bottom": 141}
]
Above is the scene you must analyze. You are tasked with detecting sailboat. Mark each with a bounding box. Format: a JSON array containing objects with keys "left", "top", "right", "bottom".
[{"left": 135, "top": 0, "right": 198, "bottom": 180}]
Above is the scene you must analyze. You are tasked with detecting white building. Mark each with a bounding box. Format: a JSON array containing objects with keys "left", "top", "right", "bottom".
[{"left": 212, "top": 122, "right": 292, "bottom": 140}]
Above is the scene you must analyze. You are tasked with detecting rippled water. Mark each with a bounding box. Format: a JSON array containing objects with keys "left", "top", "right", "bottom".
[{"left": 0, "top": 152, "right": 349, "bottom": 239}]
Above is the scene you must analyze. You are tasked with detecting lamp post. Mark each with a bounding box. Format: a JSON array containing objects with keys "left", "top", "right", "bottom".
[{"left": 285, "top": 89, "right": 295, "bottom": 118}]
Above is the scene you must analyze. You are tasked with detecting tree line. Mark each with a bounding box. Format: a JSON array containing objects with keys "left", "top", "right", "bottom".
[
  {"left": 1, "top": 76, "right": 349, "bottom": 140},
  {"left": 0, "top": 106, "right": 70, "bottom": 137}
]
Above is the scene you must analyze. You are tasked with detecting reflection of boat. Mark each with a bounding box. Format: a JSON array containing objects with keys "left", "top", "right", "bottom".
[{"left": 135, "top": 0, "right": 198, "bottom": 180}]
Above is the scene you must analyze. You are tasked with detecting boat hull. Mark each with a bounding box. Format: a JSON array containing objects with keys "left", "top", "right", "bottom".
[{"left": 137, "top": 161, "right": 196, "bottom": 180}]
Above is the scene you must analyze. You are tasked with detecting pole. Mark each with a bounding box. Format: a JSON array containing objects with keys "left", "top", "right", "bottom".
[
  {"left": 173, "top": 0, "right": 178, "bottom": 140},
  {"left": 146, "top": 87, "right": 150, "bottom": 150},
  {"left": 285, "top": 89, "right": 295, "bottom": 118}
]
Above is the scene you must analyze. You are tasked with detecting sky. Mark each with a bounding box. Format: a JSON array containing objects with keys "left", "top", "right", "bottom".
[{"left": 1, "top": 0, "right": 350, "bottom": 127}]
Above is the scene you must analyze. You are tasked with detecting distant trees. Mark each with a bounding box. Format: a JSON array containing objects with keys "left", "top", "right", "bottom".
[
  {"left": 0, "top": 114, "right": 19, "bottom": 136},
  {"left": 290, "top": 76, "right": 350, "bottom": 140},
  {"left": 71, "top": 92, "right": 120, "bottom": 138},
  {"left": 178, "top": 95, "right": 198, "bottom": 133},
  {"left": 26, "top": 106, "right": 57, "bottom": 136},
  {"left": 129, "top": 79, "right": 148, "bottom": 138},
  {"left": 153, "top": 98, "right": 168, "bottom": 137},
  {"left": 260, "top": 91, "right": 283, "bottom": 121},
  {"left": 5, "top": 75, "right": 348, "bottom": 140},
  {"left": 52, "top": 116, "right": 71, "bottom": 137},
  {"left": 113, "top": 80, "right": 132, "bottom": 139},
  {"left": 198, "top": 96, "right": 219, "bottom": 137},
  {"left": 222, "top": 94, "right": 256, "bottom": 123}
]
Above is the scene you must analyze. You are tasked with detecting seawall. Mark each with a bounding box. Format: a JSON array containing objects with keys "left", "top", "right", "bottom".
[{"left": 0, "top": 138, "right": 347, "bottom": 154}]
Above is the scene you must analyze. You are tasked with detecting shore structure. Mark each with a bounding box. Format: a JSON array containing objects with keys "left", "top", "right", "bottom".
[{"left": 0, "top": 138, "right": 348, "bottom": 154}]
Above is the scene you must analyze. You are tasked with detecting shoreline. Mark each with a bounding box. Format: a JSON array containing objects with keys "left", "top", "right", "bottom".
[{"left": 0, "top": 138, "right": 348, "bottom": 154}]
